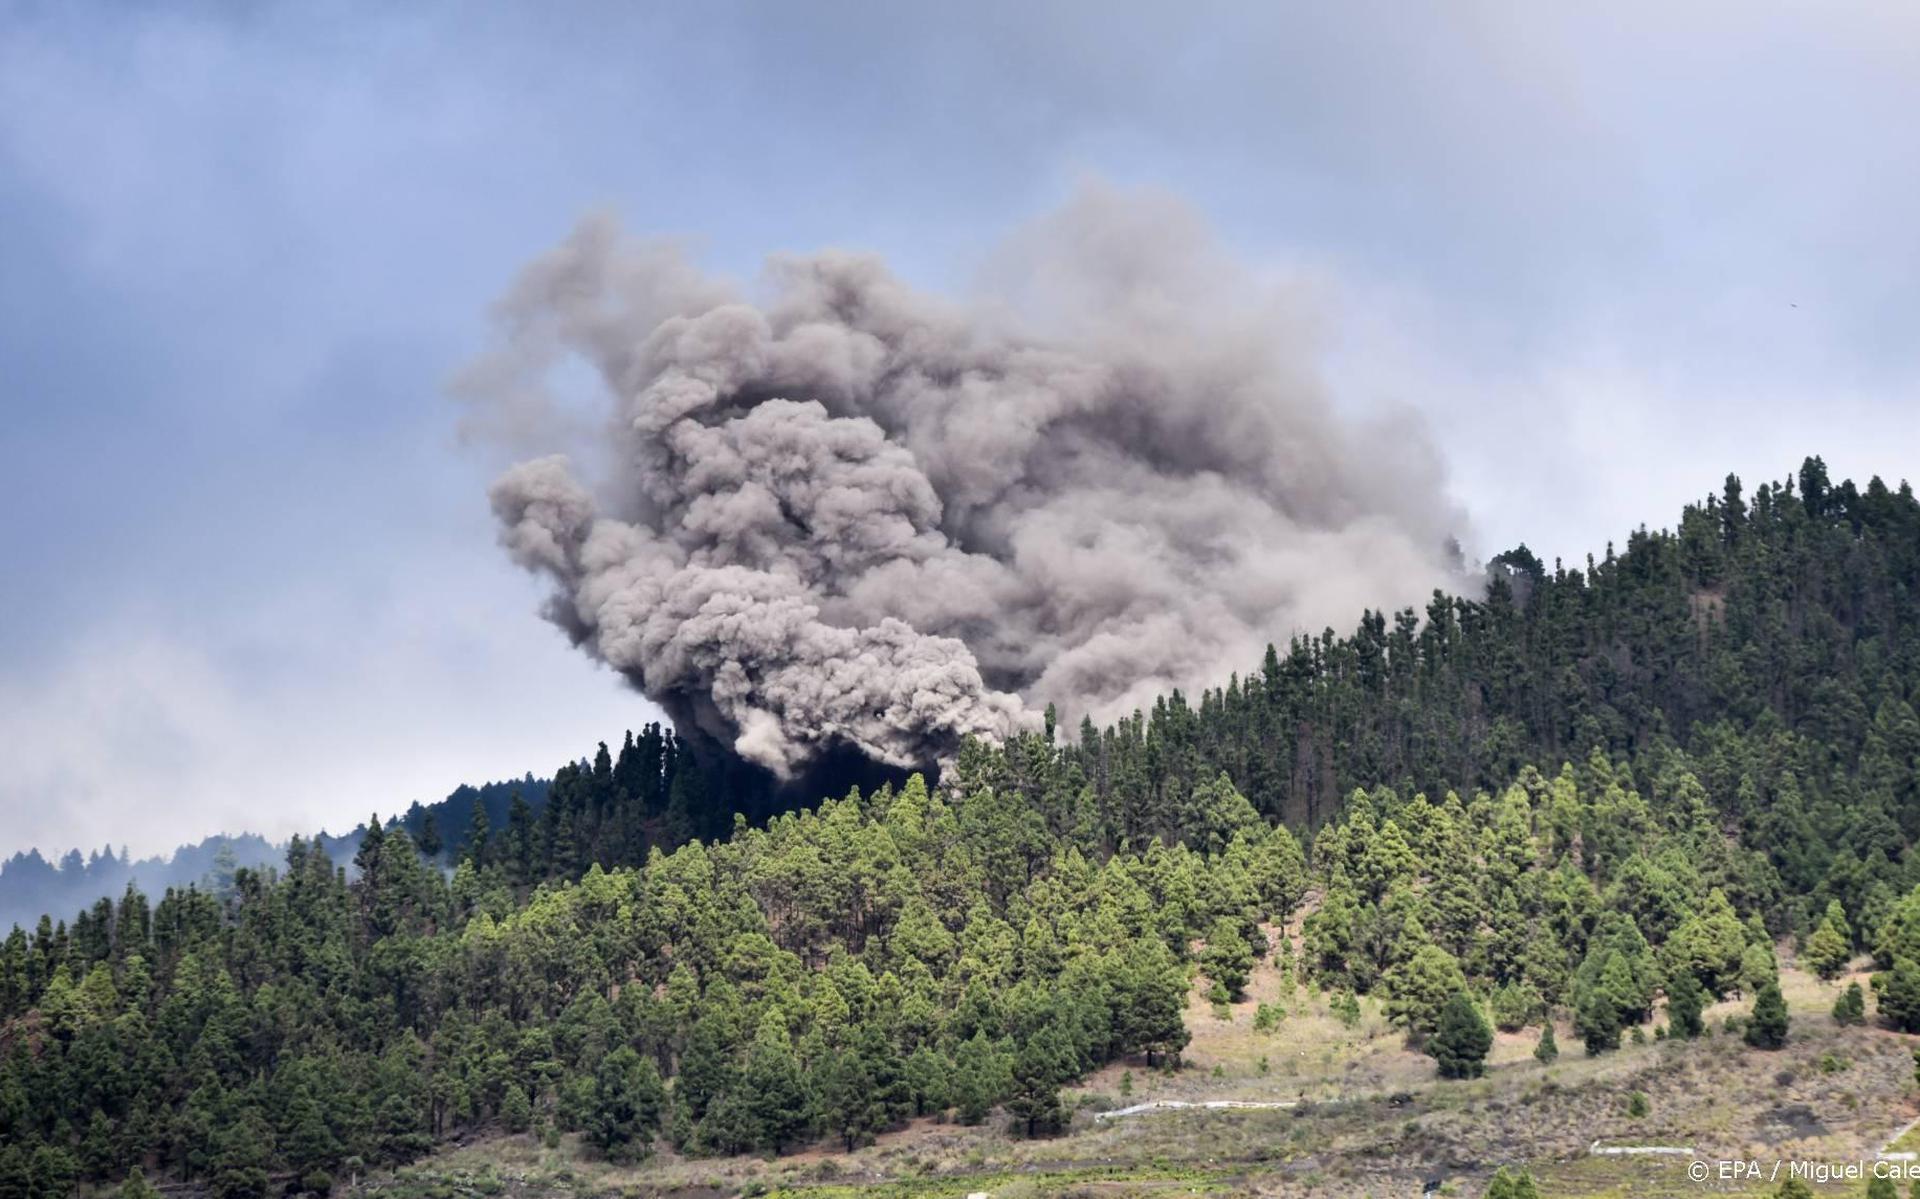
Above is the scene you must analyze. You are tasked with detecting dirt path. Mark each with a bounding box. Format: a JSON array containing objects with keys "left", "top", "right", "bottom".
[
  {"left": 1880, "top": 1113, "right": 1920, "bottom": 1158},
  {"left": 1091, "top": 1098, "right": 1298, "bottom": 1121}
]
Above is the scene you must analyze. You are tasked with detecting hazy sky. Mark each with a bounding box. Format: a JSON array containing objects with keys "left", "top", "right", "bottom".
[{"left": 3, "top": 1, "right": 1917, "bottom": 856}]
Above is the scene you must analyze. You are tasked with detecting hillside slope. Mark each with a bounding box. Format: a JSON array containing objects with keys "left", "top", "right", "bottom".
[{"left": 3, "top": 460, "right": 1919, "bottom": 1199}]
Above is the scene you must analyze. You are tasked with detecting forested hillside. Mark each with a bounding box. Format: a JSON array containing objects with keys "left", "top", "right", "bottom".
[
  {"left": 3, "top": 458, "right": 1919, "bottom": 1198},
  {"left": 0, "top": 779, "right": 555, "bottom": 937},
  {"left": 0, "top": 839, "right": 283, "bottom": 945},
  {"left": 1144, "top": 456, "right": 1920, "bottom": 835}
]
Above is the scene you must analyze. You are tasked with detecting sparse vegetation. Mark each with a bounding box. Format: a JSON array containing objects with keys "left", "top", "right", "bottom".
[{"left": 366, "top": 952, "right": 1920, "bottom": 1198}]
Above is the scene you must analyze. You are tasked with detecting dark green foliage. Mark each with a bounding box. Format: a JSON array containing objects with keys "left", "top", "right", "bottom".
[
  {"left": 1574, "top": 958, "right": 1637, "bottom": 1053},
  {"left": 0, "top": 1147, "right": 25, "bottom": 1199},
  {"left": 587, "top": 1047, "right": 664, "bottom": 1162},
  {"left": 813, "top": 1048, "right": 881, "bottom": 1152},
  {"left": 1200, "top": 917, "right": 1253, "bottom": 1001},
  {"left": 1112, "top": 938, "right": 1191, "bottom": 1065},
  {"left": 462, "top": 798, "right": 492, "bottom": 868},
  {"left": 499, "top": 1083, "right": 532, "bottom": 1133},
  {"left": 1879, "top": 959, "right": 1920, "bottom": 1032},
  {"left": 904, "top": 1046, "right": 952, "bottom": 1116},
  {"left": 951, "top": 1033, "right": 1012, "bottom": 1125},
  {"left": 413, "top": 811, "right": 443, "bottom": 861},
  {"left": 1832, "top": 981, "right": 1866, "bottom": 1026},
  {"left": 1488, "top": 981, "right": 1541, "bottom": 1033},
  {"left": 119, "top": 1168, "right": 161, "bottom": 1199},
  {"left": 1428, "top": 992, "right": 1493, "bottom": 1079},
  {"left": 740, "top": 1021, "right": 809, "bottom": 1154},
  {"left": 1387, "top": 944, "right": 1469, "bottom": 1040},
  {"left": 283, "top": 1094, "right": 342, "bottom": 1192},
  {"left": 1745, "top": 977, "right": 1790, "bottom": 1049},
  {"left": 1005, "top": 1026, "right": 1072, "bottom": 1137},
  {"left": 1253, "top": 1001, "right": 1285, "bottom": 1032},
  {"left": 1803, "top": 903, "right": 1851, "bottom": 981},
  {"left": 26, "top": 1147, "right": 77, "bottom": 1199},
  {"left": 208, "top": 1109, "right": 272, "bottom": 1199},
  {"left": 1533, "top": 1023, "right": 1558, "bottom": 1064},
  {"left": 1666, "top": 971, "right": 1707, "bottom": 1039},
  {"left": 1485, "top": 1164, "right": 1540, "bottom": 1198}
]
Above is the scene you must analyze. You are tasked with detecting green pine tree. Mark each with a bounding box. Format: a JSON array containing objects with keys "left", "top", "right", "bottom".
[
  {"left": 1831, "top": 981, "right": 1866, "bottom": 1026},
  {"left": 500, "top": 1084, "right": 532, "bottom": 1133},
  {"left": 1199, "top": 917, "right": 1254, "bottom": 1001},
  {"left": 586, "top": 1047, "right": 664, "bottom": 1163},
  {"left": 1666, "top": 971, "right": 1707, "bottom": 1040},
  {"left": 1006, "top": 1026, "right": 1071, "bottom": 1138},
  {"left": 119, "top": 1167, "right": 162, "bottom": 1199},
  {"left": 1428, "top": 992, "right": 1493, "bottom": 1079},
  {"left": 1803, "top": 909, "right": 1851, "bottom": 981},
  {"left": 1745, "top": 976, "right": 1790, "bottom": 1050}
]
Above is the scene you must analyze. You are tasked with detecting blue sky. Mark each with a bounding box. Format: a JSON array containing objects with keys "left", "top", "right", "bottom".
[{"left": 3, "top": 1, "right": 1917, "bottom": 855}]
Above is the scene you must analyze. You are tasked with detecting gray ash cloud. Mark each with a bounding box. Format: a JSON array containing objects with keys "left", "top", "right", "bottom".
[{"left": 469, "top": 187, "right": 1469, "bottom": 780}]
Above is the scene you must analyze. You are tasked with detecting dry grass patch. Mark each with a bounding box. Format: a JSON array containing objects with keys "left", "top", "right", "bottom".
[{"left": 394, "top": 961, "right": 1920, "bottom": 1199}]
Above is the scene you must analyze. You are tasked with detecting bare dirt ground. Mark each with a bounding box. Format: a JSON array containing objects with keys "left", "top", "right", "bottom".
[{"left": 389, "top": 942, "right": 1920, "bottom": 1199}]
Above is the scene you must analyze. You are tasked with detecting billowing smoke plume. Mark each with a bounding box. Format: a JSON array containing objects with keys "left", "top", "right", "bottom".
[{"left": 468, "top": 187, "right": 1469, "bottom": 781}]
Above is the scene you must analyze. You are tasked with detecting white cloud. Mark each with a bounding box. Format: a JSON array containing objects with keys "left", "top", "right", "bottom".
[
  {"left": 0, "top": 566, "right": 651, "bottom": 857},
  {"left": 1319, "top": 265, "right": 1920, "bottom": 568}
]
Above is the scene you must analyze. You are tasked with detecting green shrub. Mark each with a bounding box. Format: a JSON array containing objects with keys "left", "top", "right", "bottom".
[
  {"left": 1832, "top": 981, "right": 1866, "bottom": 1026},
  {"left": 1486, "top": 1166, "right": 1541, "bottom": 1199},
  {"left": 1533, "top": 1023, "right": 1558, "bottom": 1064},
  {"left": 1489, "top": 982, "right": 1543, "bottom": 1033}
]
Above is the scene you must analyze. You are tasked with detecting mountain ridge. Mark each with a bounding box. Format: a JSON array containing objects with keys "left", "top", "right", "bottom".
[{"left": 0, "top": 775, "right": 553, "bottom": 935}]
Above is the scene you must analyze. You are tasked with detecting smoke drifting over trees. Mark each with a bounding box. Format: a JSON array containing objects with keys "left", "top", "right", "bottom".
[{"left": 471, "top": 189, "right": 1469, "bottom": 780}]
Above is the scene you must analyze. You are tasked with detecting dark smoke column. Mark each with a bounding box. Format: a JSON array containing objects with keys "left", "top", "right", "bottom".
[{"left": 473, "top": 187, "right": 1469, "bottom": 784}]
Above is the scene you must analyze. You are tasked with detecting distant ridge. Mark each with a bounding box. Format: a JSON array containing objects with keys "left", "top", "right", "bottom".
[{"left": 0, "top": 773, "right": 550, "bottom": 933}]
